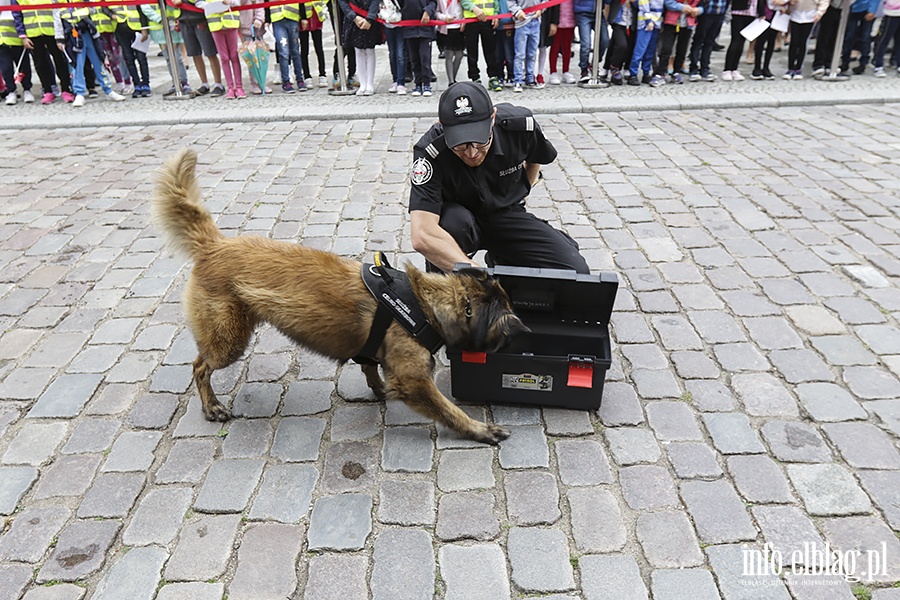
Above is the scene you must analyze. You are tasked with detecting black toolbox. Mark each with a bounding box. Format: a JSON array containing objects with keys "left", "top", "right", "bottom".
[{"left": 447, "top": 265, "right": 618, "bottom": 411}]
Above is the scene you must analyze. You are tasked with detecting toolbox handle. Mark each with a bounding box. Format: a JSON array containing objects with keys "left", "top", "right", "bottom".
[{"left": 567, "top": 356, "right": 594, "bottom": 389}]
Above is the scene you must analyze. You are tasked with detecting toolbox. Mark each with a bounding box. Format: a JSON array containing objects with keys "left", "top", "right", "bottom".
[{"left": 447, "top": 265, "right": 618, "bottom": 411}]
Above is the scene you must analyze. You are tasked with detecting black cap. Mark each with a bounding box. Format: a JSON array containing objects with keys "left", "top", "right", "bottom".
[{"left": 438, "top": 82, "right": 494, "bottom": 149}]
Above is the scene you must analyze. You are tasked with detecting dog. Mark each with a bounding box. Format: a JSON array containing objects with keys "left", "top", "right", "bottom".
[{"left": 152, "top": 149, "right": 529, "bottom": 444}]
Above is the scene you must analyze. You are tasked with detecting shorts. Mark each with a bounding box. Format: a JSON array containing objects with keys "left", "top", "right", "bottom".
[{"left": 180, "top": 17, "right": 218, "bottom": 57}]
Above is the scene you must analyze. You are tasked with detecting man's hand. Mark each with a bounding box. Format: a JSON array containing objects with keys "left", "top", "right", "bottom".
[
  {"left": 473, "top": 5, "right": 486, "bottom": 20},
  {"left": 410, "top": 210, "right": 480, "bottom": 272},
  {"left": 525, "top": 162, "right": 542, "bottom": 186}
]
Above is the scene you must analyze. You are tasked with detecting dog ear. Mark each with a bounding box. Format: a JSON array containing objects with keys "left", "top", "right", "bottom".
[{"left": 500, "top": 313, "right": 530, "bottom": 337}]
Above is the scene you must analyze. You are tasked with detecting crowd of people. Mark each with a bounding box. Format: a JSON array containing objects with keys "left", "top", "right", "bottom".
[{"left": 0, "top": 0, "right": 898, "bottom": 105}]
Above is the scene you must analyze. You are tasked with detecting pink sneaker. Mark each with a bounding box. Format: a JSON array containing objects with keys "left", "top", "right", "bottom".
[
  {"left": 41, "top": 92, "right": 56, "bottom": 105},
  {"left": 62, "top": 91, "right": 75, "bottom": 103},
  {"left": 225, "top": 87, "right": 236, "bottom": 99},
  {"left": 235, "top": 88, "right": 246, "bottom": 99}
]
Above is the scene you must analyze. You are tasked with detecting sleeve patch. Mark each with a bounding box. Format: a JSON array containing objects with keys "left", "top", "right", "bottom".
[{"left": 411, "top": 157, "right": 434, "bottom": 186}]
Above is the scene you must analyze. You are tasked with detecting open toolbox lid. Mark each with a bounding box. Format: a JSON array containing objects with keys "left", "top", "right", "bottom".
[{"left": 479, "top": 265, "right": 619, "bottom": 326}]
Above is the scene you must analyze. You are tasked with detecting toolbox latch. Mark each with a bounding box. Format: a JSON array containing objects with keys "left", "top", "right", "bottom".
[
  {"left": 567, "top": 356, "right": 594, "bottom": 388},
  {"left": 462, "top": 351, "right": 487, "bottom": 364}
]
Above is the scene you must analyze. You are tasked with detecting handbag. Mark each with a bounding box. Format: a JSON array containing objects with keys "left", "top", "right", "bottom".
[{"left": 378, "top": 0, "right": 401, "bottom": 22}]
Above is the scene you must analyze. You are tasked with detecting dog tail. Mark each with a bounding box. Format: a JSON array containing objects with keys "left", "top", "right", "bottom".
[{"left": 152, "top": 148, "right": 223, "bottom": 259}]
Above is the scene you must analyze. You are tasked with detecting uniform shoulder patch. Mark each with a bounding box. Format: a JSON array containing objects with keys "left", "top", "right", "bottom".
[{"left": 411, "top": 157, "right": 433, "bottom": 186}]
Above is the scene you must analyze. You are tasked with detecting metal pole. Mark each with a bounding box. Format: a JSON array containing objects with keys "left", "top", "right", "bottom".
[
  {"left": 579, "top": 0, "right": 610, "bottom": 88},
  {"left": 822, "top": 0, "right": 852, "bottom": 81},
  {"left": 328, "top": 0, "right": 356, "bottom": 95},
  {"left": 159, "top": 0, "right": 191, "bottom": 99}
]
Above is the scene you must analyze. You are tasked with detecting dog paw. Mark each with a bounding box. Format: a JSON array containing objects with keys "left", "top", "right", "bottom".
[
  {"left": 473, "top": 423, "right": 510, "bottom": 445},
  {"left": 203, "top": 402, "right": 231, "bottom": 422}
]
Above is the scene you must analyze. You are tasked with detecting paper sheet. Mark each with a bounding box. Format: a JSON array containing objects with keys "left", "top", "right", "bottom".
[
  {"left": 770, "top": 11, "right": 790, "bottom": 32},
  {"left": 740, "top": 17, "right": 770, "bottom": 41},
  {"left": 132, "top": 32, "right": 151, "bottom": 54},
  {"left": 202, "top": 1, "right": 228, "bottom": 16}
]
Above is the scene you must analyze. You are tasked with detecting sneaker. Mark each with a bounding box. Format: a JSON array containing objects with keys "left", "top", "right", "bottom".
[
  {"left": 562, "top": 72, "right": 577, "bottom": 84},
  {"left": 41, "top": 92, "right": 55, "bottom": 104},
  {"left": 304, "top": 78, "right": 313, "bottom": 88},
  {"left": 504, "top": 78, "right": 514, "bottom": 87},
  {"left": 272, "top": 74, "right": 282, "bottom": 85},
  {"left": 72, "top": 94, "right": 85, "bottom": 107},
  {"left": 763, "top": 69, "right": 775, "bottom": 80},
  {"left": 525, "top": 80, "right": 538, "bottom": 89},
  {"left": 839, "top": 63, "right": 850, "bottom": 74},
  {"left": 648, "top": 74, "right": 666, "bottom": 87},
  {"left": 701, "top": 72, "right": 716, "bottom": 82},
  {"left": 296, "top": 79, "right": 308, "bottom": 92},
  {"left": 732, "top": 70, "right": 745, "bottom": 81},
  {"left": 689, "top": 72, "right": 701, "bottom": 82},
  {"left": 122, "top": 83, "right": 134, "bottom": 95},
  {"left": 210, "top": 84, "right": 226, "bottom": 97},
  {"left": 626, "top": 74, "right": 640, "bottom": 86},
  {"left": 23, "top": 90, "right": 35, "bottom": 103},
  {"left": 331, "top": 76, "right": 340, "bottom": 89},
  {"left": 348, "top": 75, "right": 360, "bottom": 88},
  {"left": 670, "top": 72, "right": 684, "bottom": 84},
  {"left": 782, "top": 71, "right": 793, "bottom": 80},
  {"left": 610, "top": 70, "right": 623, "bottom": 85},
  {"left": 874, "top": 66, "right": 886, "bottom": 78},
  {"left": 488, "top": 76, "right": 502, "bottom": 91},
  {"left": 549, "top": 72, "right": 561, "bottom": 85},
  {"left": 721, "top": 70, "right": 733, "bottom": 81},
  {"left": 641, "top": 73, "right": 652, "bottom": 84},
  {"left": 236, "top": 88, "right": 246, "bottom": 99},
  {"left": 132, "top": 86, "right": 143, "bottom": 98},
  {"left": 282, "top": 82, "right": 296, "bottom": 94},
  {"left": 812, "top": 66, "right": 825, "bottom": 77},
  {"left": 535, "top": 74, "right": 545, "bottom": 87},
  {"left": 88, "top": 89, "right": 98, "bottom": 99},
  {"left": 578, "top": 68, "right": 590, "bottom": 83},
  {"left": 470, "top": 78, "right": 483, "bottom": 86},
  {"left": 226, "top": 87, "right": 236, "bottom": 99},
  {"left": 142, "top": 86, "right": 153, "bottom": 97},
  {"left": 182, "top": 84, "right": 193, "bottom": 95},
  {"left": 62, "top": 91, "right": 75, "bottom": 103},
  {"left": 4, "top": 93, "right": 16, "bottom": 105},
  {"left": 193, "top": 84, "right": 210, "bottom": 97},
  {"left": 389, "top": 82, "right": 398, "bottom": 93},
  {"left": 355, "top": 86, "right": 367, "bottom": 96},
  {"left": 411, "top": 85, "right": 422, "bottom": 97},
  {"left": 396, "top": 85, "right": 407, "bottom": 95},
  {"left": 422, "top": 85, "right": 432, "bottom": 97},
  {"left": 513, "top": 82, "right": 523, "bottom": 92},
  {"left": 792, "top": 72, "right": 804, "bottom": 80},
  {"left": 750, "top": 69, "right": 764, "bottom": 80},
  {"left": 852, "top": 64, "right": 865, "bottom": 75},
  {"left": 108, "top": 90, "right": 126, "bottom": 101},
  {"left": 318, "top": 76, "right": 328, "bottom": 88}
]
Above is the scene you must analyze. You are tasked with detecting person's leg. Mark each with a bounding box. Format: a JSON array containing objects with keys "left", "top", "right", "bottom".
[
  {"left": 0, "top": 46, "right": 15, "bottom": 94},
  {"left": 673, "top": 26, "right": 693, "bottom": 73},
  {"left": 874, "top": 16, "right": 900, "bottom": 68},
  {"left": 482, "top": 22, "right": 500, "bottom": 80},
  {"left": 689, "top": 15, "right": 707, "bottom": 73},
  {"left": 84, "top": 36, "right": 114, "bottom": 94},
  {"left": 642, "top": 27, "right": 659, "bottom": 75},
  {"left": 408, "top": 38, "right": 422, "bottom": 88},
  {"left": 858, "top": 18, "right": 873, "bottom": 67},
  {"left": 227, "top": 28, "right": 242, "bottom": 90},
  {"left": 313, "top": 29, "right": 326, "bottom": 77},
  {"left": 558, "top": 28, "right": 575, "bottom": 73},
  {"left": 630, "top": 28, "right": 649, "bottom": 77},
  {"left": 841, "top": 13, "right": 861, "bottom": 68},
  {"left": 273, "top": 20, "right": 293, "bottom": 84},
  {"left": 657, "top": 24, "right": 675, "bottom": 73},
  {"left": 72, "top": 43, "right": 87, "bottom": 97},
  {"left": 576, "top": 12, "right": 593, "bottom": 73},
  {"left": 813, "top": 5, "right": 840, "bottom": 70},
  {"left": 420, "top": 38, "right": 434, "bottom": 87},
  {"left": 287, "top": 21, "right": 304, "bottom": 85},
  {"left": 394, "top": 29, "right": 406, "bottom": 85},
  {"left": 465, "top": 22, "right": 482, "bottom": 81},
  {"left": 211, "top": 30, "right": 234, "bottom": 90},
  {"left": 725, "top": 14, "right": 752, "bottom": 71},
  {"left": 526, "top": 21, "right": 540, "bottom": 83},
  {"left": 367, "top": 47, "right": 377, "bottom": 91},
  {"left": 790, "top": 22, "right": 812, "bottom": 71},
  {"left": 514, "top": 25, "right": 527, "bottom": 84},
  {"left": 385, "top": 28, "right": 398, "bottom": 84},
  {"left": 700, "top": 14, "right": 724, "bottom": 75},
  {"left": 300, "top": 29, "right": 312, "bottom": 80},
  {"left": 115, "top": 23, "right": 141, "bottom": 86}
]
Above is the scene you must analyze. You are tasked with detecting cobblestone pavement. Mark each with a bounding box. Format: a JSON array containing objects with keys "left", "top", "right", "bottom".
[{"left": 1, "top": 103, "right": 900, "bottom": 600}]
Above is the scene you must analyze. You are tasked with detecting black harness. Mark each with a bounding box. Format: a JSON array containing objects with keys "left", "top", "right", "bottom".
[{"left": 353, "top": 252, "right": 445, "bottom": 365}]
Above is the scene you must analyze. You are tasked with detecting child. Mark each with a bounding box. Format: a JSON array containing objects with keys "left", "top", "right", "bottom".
[
  {"left": 873, "top": 0, "right": 900, "bottom": 76},
  {"left": 91, "top": 5, "right": 132, "bottom": 94},
  {"left": 811, "top": 0, "right": 843, "bottom": 75},
  {"left": 300, "top": 0, "right": 328, "bottom": 87},
  {"left": 12, "top": 0, "right": 74, "bottom": 103},
  {"left": 495, "top": 0, "right": 516, "bottom": 86},
  {"left": 723, "top": 0, "right": 757, "bottom": 80},
  {"left": 401, "top": 0, "right": 436, "bottom": 96},
  {"left": 509, "top": 0, "right": 543, "bottom": 91},
  {"left": 269, "top": 1, "right": 306, "bottom": 92},
  {"left": 784, "top": 0, "right": 828, "bottom": 79},
  {"left": 337, "top": 0, "right": 382, "bottom": 95},
  {"left": 750, "top": 0, "right": 784, "bottom": 78},
  {"left": 840, "top": 0, "right": 878, "bottom": 74},
  {"left": 197, "top": 0, "right": 243, "bottom": 98},
  {"left": 652, "top": 0, "right": 701, "bottom": 85},
  {"left": 627, "top": 0, "right": 663, "bottom": 84},
  {"left": 604, "top": 0, "right": 635, "bottom": 85},
  {"left": 113, "top": 5, "right": 152, "bottom": 97},
  {"left": 1, "top": 0, "right": 35, "bottom": 104},
  {"left": 574, "top": 0, "right": 607, "bottom": 81},
  {"left": 141, "top": 1, "right": 192, "bottom": 96},
  {"left": 238, "top": 0, "right": 270, "bottom": 93},
  {"left": 462, "top": 0, "right": 502, "bottom": 90},
  {"left": 383, "top": 0, "right": 407, "bottom": 93},
  {"left": 60, "top": 5, "right": 127, "bottom": 105},
  {"left": 436, "top": 0, "right": 463, "bottom": 85},
  {"left": 536, "top": 3, "right": 558, "bottom": 86},
  {"left": 688, "top": 0, "right": 727, "bottom": 80},
  {"left": 549, "top": 0, "right": 577, "bottom": 83},
  {"left": 171, "top": 0, "right": 225, "bottom": 96}
]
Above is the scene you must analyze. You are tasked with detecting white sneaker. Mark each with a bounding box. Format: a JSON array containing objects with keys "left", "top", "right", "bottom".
[
  {"left": 318, "top": 77, "right": 329, "bottom": 88},
  {"left": 792, "top": 72, "right": 804, "bottom": 80},
  {"left": 72, "top": 94, "right": 85, "bottom": 107},
  {"left": 874, "top": 66, "right": 886, "bottom": 78},
  {"left": 562, "top": 72, "right": 577, "bottom": 84},
  {"left": 23, "top": 90, "right": 35, "bottom": 103},
  {"left": 396, "top": 85, "right": 407, "bottom": 95},
  {"left": 108, "top": 90, "right": 126, "bottom": 102},
  {"left": 272, "top": 75, "right": 282, "bottom": 85},
  {"left": 4, "top": 93, "right": 16, "bottom": 105},
  {"left": 122, "top": 83, "right": 135, "bottom": 95},
  {"left": 304, "top": 78, "right": 313, "bottom": 88},
  {"left": 513, "top": 82, "right": 523, "bottom": 92},
  {"left": 721, "top": 70, "right": 733, "bottom": 81},
  {"left": 731, "top": 70, "right": 745, "bottom": 81},
  {"left": 548, "top": 72, "right": 561, "bottom": 85}
]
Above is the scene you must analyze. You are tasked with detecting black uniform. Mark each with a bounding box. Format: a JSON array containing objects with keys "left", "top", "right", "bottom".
[{"left": 409, "top": 103, "right": 589, "bottom": 274}]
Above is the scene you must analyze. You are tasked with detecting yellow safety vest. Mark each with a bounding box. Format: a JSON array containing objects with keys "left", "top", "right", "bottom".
[
  {"left": 20, "top": 0, "right": 58, "bottom": 38},
  {"left": 0, "top": 19, "right": 24, "bottom": 46},
  {"left": 91, "top": 4, "right": 116, "bottom": 33},
  {"left": 302, "top": 0, "right": 326, "bottom": 21},
  {"left": 463, "top": 0, "right": 496, "bottom": 19},
  {"left": 61, "top": 5, "right": 92, "bottom": 23},
  {"left": 271, "top": 3, "right": 301, "bottom": 21},
  {"left": 205, "top": 7, "right": 238, "bottom": 30}
]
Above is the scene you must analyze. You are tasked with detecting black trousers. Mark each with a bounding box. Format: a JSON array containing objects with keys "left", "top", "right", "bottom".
[
  {"left": 724, "top": 14, "right": 755, "bottom": 70},
  {"left": 28, "top": 35, "right": 72, "bottom": 94},
  {"left": 407, "top": 37, "right": 434, "bottom": 85},
  {"left": 788, "top": 21, "right": 814, "bottom": 71},
  {"left": 813, "top": 5, "right": 841, "bottom": 69},
  {"left": 689, "top": 12, "right": 725, "bottom": 74},
  {"left": 0, "top": 45, "right": 32, "bottom": 93},
  {"left": 301, "top": 28, "right": 326, "bottom": 79},
  {"left": 115, "top": 22, "right": 149, "bottom": 87},
  {"left": 657, "top": 23, "right": 693, "bottom": 73},
  {"left": 605, "top": 23, "right": 631, "bottom": 70},
  {"left": 754, "top": 26, "right": 778, "bottom": 72},
  {"left": 434, "top": 202, "right": 590, "bottom": 274},
  {"left": 464, "top": 20, "right": 499, "bottom": 81}
]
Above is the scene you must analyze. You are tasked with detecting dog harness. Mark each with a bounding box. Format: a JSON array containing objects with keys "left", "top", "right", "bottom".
[{"left": 353, "top": 252, "right": 444, "bottom": 365}]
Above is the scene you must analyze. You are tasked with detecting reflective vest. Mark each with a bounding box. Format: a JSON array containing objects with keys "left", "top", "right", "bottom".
[
  {"left": 463, "top": 0, "right": 496, "bottom": 19},
  {"left": 20, "top": 0, "right": 58, "bottom": 38},
  {"left": 270, "top": 3, "right": 301, "bottom": 21},
  {"left": 91, "top": 4, "right": 116, "bottom": 33},
  {"left": 0, "top": 18, "right": 23, "bottom": 46},
  {"left": 205, "top": 7, "right": 238, "bottom": 30},
  {"left": 303, "top": 0, "right": 327, "bottom": 21},
  {"left": 61, "top": 4, "right": 92, "bottom": 23}
]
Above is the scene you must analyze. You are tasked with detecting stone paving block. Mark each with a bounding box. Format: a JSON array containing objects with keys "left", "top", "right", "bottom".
[
  {"left": 795, "top": 382, "right": 867, "bottom": 422},
  {"left": 384, "top": 399, "right": 433, "bottom": 425},
  {"left": 125, "top": 393, "right": 179, "bottom": 429},
  {"left": 149, "top": 364, "right": 193, "bottom": 394},
  {"left": 761, "top": 420, "right": 832, "bottom": 462},
  {"left": 844, "top": 366, "right": 900, "bottom": 399},
  {"left": 0, "top": 466, "right": 38, "bottom": 513},
  {"left": 498, "top": 425, "right": 549, "bottom": 468},
  {"left": 101, "top": 430, "right": 162, "bottom": 472},
  {"left": 123, "top": 487, "right": 194, "bottom": 546},
  {"left": 156, "top": 583, "right": 225, "bottom": 600},
  {"left": 228, "top": 523, "right": 305, "bottom": 600},
  {"left": 752, "top": 505, "right": 824, "bottom": 560},
  {"left": 154, "top": 438, "right": 216, "bottom": 483},
  {"left": 507, "top": 527, "right": 575, "bottom": 593},
  {"left": 787, "top": 463, "right": 873, "bottom": 516},
  {"left": 164, "top": 514, "right": 241, "bottom": 581},
  {"left": 732, "top": 373, "right": 800, "bottom": 417},
  {"left": 2, "top": 421, "right": 69, "bottom": 465},
  {"left": 331, "top": 404, "right": 382, "bottom": 441},
  {"left": 620, "top": 464, "right": 679, "bottom": 510},
  {"left": 22, "top": 583, "right": 87, "bottom": 600},
  {"left": 439, "top": 543, "right": 510, "bottom": 600},
  {"left": 713, "top": 343, "right": 770, "bottom": 373},
  {"left": 870, "top": 399, "right": 900, "bottom": 437},
  {"left": 632, "top": 368, "right": 683, "bottom": 398},
  {"left": 856, "top": 324, "right": 900, "bottom": 354},
  {"left": 637, "top": 511, "right": 703, "bottom": 568},
  {"left": 820, "top": 516, "right": 900, "bottom": 584},
  {"left": 27, "top": 373, "right": 103, "bottom": 418},
  {"left": 873, "top": 591, "right": 900, "bottom": 600},
  {"left": 282, "top": 379, "right": 333, "bottom": 415},
  {"left": 32, "top": 454, "right": 102, "bottom": 499},
  {"left": 322, "top": 441, "right": 378, "bottom": 493},
  {"left": 858, "top": 470, "right": 900, "bottom": 530},
  {"left": 92, "top": 546, "right": 167, "bottom": 600},
  {"left": 542, "top": 407, "right": 594, "bottom": 436},
  {"left": 231, "top": 382, "right": 282, "bottom": 418},
  {"left": 770, "top": 349, "right": 836, "bottom": 383},
  {"left": 555, "top": 438, "right": 614, "bottom": 486},
  {"left": 646, "top": 401, "right": 702, "bottom": 441},
  {"left": 0, "top": 506, "right": 71, "bottom": 563},
  {"left": 621, "top": 343, "right": 669, "bottom": 370},
  {"left": 610, "top": 312, "right": 656, "bottom": 344},
  {"left": 437, "top": 448, "right": 494, "bottom": 492},
  {"left": 811, "top": 335, "right": 878, "bottom": 365},
  {"left": 307, "top": 494, "right": 372, "bottom": 551},
  {"left": 505, "top": 471, "right": 560, "bottom": 526},
  {"left": 490, "top": 404, "right": 542, "bottom": 425},
  {"left": 221, "top": 418, "right": 273, "bottom": 458},
  {"left": 77, "top": 472, "right": 144, "bottom": 518},
  {"left": 580, "top": 555, "right": 649, "bottom": 600},
  {"left": 305, "top": 554, "right": 369, "bottom": 600},
  {"left": 651, "top": 315, "right": 703, "bottom": 350},
  {"left": 60, "top": 418, "right": 119, "bottom": 454},
  {"left": 87, "top": 382, "right": 142, "bottom": 416},
  {"left": 605, "top": 427, "right": 661, "bottom": 465},
  {"left": 0, "top": 563, "right": 33, "bottom": 600},
  {"left": 665, "top": 442, "right": 723, "bottom": 479},
  {"left": 650, "top": 569, "right": 720, "bottom": 600},
  {"left": 372, "top": 529, "right": 435, "bottom": 600},
  {"left": 569, "top": 487, "right": 626, "bottom": 553},
  {"left": 249, "top": 463, "right": 318, "bottom": 523},
  {"left": 0, "top": 408, "right": 18, "bottom": 439},
  {"left": 194, "top": 458, "right": 265, "bottom": 513},
  {"left": 706, "top": 544, "right": 791, "bottom": 600},
  {"left": 681, "top": 480, "right": 756, "bottom": 544},
  {"left": 378, "top": 480, "right": 435, "bottom": 526},
  {"left": 702, "top": 412, "right": 766, "bottom": 454},
  {"left": 0, "top": 367, "right": 56, "bottom": 401},
  {"left": 743, "top": 316, "right": 804, "bottom": 350},
  {"left": 822, "top": 422, "right": 900, "bottom": 469},
  {"left": 684, "top": 380, "right": 736, "bottom": 411},
  {"left": 37, "top": 519, "right": 121, "bottom": 583},
  {"left": 337, "top": 365, "right": 377, "bottom": 401},
  {"left": 247, "top": 352, "right": 291, "bottom": 382},
  {"left": 436, "top": 491, "right": 499, "bottom": 541},
  {"left": 727, "top": 455, "right": 794, "bottom": 503},
  {"left": 24, "top": 331, "right": 89, "bottom": 369},
  {"left": 597, "top": 382, "right": 645, "bottom": 425},
  {"left": 382, "top": 426, "right": 434, "bottom": 473},
  {"left": 270, "top": 416, "right": 326, "bottom": 462},
  {"left": 436, "top": 405, "right": 491, "bottom": 450}
]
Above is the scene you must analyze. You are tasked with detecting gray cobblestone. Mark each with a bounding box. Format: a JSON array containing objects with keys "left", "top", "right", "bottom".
[
  {"left": 32, "top": 454, "right": 101, "bottom": 500},
  {"left": 87, "top": 383, "right": 141, "bottom": 416},
  {"left": 37, "top": 519, "right": 120, "bottom": 583},
  {"left": 229, "top": 523, "right": 305, "bottom": 600},
  {"left": 685, "top": 380, "right": 736, "bottom": 412},
  {"left": 555, "top": 438, "right": 614, "bottom": 486},
  {"left": 322, "top": 441, "right": 378, "bottom": 493},
  {"left": 761, "top": 420, "right": 833, "bottom": 462},
  {"left": 436, "top": 491, "right": 499, "bottom": 541},
  {"left": 436, "top": 405, "right": 490, "bottom": 449},
  {"left": 820, "top": 516, "right": 900, "bottom": 584},
  {"left": 164, "top": 514, "right": 241, "bottom": 581},
  {"left": 101, "top": 431, "right": 162, "bottom": 472},
  {"left": 377, "top": 480, "right": 435, "bottom": 526},
  {"left": 438, "top": 448, "right": 494, "bottom": 491},
  {"left": 0, "top": 563, "right": 33, "bottom": 600},
  {"left": 249, "top": 464, "right": 318, "bottom": 522},
  {"left": 3, "top": 421, "right": 70, "bottom": 465},
  {"left": 702, "top": 412, "right": 766, "bottom": 454},
  {"left": 92, "top": 546, "right": 167, "bottom": 600},
  {"left": 580, "top": 555, "right": 648, "bottom": 600},
  {"left": 646, "top": 401, "right": 702, "bottom": 441},
  {"left": 307, "top": 494, "right": 372, "bottom": 551},
  {"left": 125, "top": 393, "right": 179, "bottom": 429},
  {"left": 77, "top": 472, "right": 144, "bottom": 518},
  {"left": 372, "top": 529, "right": 434, "bottom": 600},
  {"left": 605, "top": 427, "right": 661, "bottom": 465},
  {"left": 671, "top": 350, "right": 720, "bottom": 379},
  {"left": 733, "top": 373, "right": 800, "bottom": 417},
  {"left": 787, "top": 463, "right": 873, "bottom": 516},
  {"left": 123, "top": 487, "right": 194, "bottom": 546},
  {"left": 155, "top": 438, "right": 216, "bottom": 484},
  {"left": 282, "top": 379, "right": 333, "bottom": 415},
  {"left": 221, "top": 419, "right": 273, "bottom": 458},
  {"left": 27, "top": 374, "right": 103, "bottom": 418},
  {"left": 231, "top": 382, "right": 282, "bottom": 418},
  {"left": 270, "top": 416, "right": 326, "bottom": 462},
  {"left": 508, "top": 527, "right": 575, "bottom": 593},
  {"left": 666, "top": 442, "right": 723, "bottom": 479},
  {"left": 337, "top": 365, "right": 377, "bottom": 401},
  {"left": 0, "top": 466, "right": 38, "bottom": 513},
  {"left": 651, "top": 315, "right": 703, "bottom": 350},
  {"left": 0, "top": 367, "right": 56, "bottom": 400},
  {"left": 858, "top": 470, "right": 900, "bottom": 530},
  {"left": 331, "top": 404, "right": 382, "bottom": 441},
  {"left": 156, "top": 583, "right": 225, "bottom": 600},
  {"left": 305, "top": 554, "right": 369, "bottom": 600},
  {"left": 706, "top": 544, "right": 791, "bottom": 599},
  {"left": 569, "top": 487, "right": 626, "bottom": 552},
  {"left": 597, "top": 382, "right": 645, "bottom": 426},
  {"left": 21, "top": 584, "right": 87, "bottom": 600},
  {"left": 727, "top": 455, "right": 794, "bottom": 503},
  {"left": 439, "top": 543, "right": 509, "bottom": 600},
  {"left": 542, "top": 408, "right": 593, "bottom": 436},
  {"left": 681, "top": 480, "right": 756, "bottom": 544},
  {"left": 382, "top": 426, "right": 434, "bottom": 473},
  {"left": 650, "top": 569, "right": 720, "bottom": 600},
  {"left": 498, "top": 425, "right": 549, "bottom": 468},
  {"left": 752, "top": 505, "right": 824, "bottom": 558},
  {"left": 0, "top": 506, "right": 71, "bottom": 563},
  {"left": 194, "top": 458, "right": 265, "bottom": 513},
  {"left": 637, "top": 510, "right": 703, "bottom": 568},
  {"left": 60, "top": 419, "right": 119, "bottom": 454},
  {"left": 844, "top": 365, "right": 900, "bottom": 399},
  {"left": 505, "top": 471, "right": 560, "bottom": 526},
  {"left": 795, "top": 382, "right": 867, "bottom": 422}
]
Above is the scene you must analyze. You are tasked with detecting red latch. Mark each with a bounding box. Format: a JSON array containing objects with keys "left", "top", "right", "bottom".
[
  {"left": 462, "top": 351, "right": 487, "bottom": 364},
  {"left": 568, "top": 357, "right": 594, "bottom": 388}
]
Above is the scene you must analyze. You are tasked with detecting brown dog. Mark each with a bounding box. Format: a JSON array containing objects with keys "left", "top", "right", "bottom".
[{"left": 152, "top": 149, "right": 528, "bottom": 444}]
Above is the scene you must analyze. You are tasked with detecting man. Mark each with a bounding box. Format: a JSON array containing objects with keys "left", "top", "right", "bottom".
[{"left": 409, "top": 81, "right": 589, "bottom": 274}]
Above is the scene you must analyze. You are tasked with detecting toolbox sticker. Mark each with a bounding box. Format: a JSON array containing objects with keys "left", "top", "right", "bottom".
[{"left": 502, "top": 373, "right": 553, "bottom": 391}]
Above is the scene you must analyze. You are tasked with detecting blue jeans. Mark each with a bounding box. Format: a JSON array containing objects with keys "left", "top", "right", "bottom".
[
  {"left": 273, "top": 19, "right": 303, "bottom": 83},
  {"left": 874, "top": 15, "right": 900, "bottom": 69},
  {"left": 72, "top": 35, "right": 113, "bottom": 96},
  {"left": 629, "top": 25, "right": 659, "bottom": 76},
  {"left": 495, "top": 27, "right": 515, "bottom": 81},
  {"left": 384, "top": 26, "right": 406, "bottom": 86},
  {"left": 576, "top": 11, "right": 608, "bottom": 71},
  {"left": 513, "top": 19, "right": 540, "bottom": 84},
  {"left": 842, "top": 12, "right": 873, "bottom": 67}
]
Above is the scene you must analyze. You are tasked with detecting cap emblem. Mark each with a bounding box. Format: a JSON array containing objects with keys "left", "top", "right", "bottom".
[{"left": 454, "top": 96, "right": 473, "bottom": 116}]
